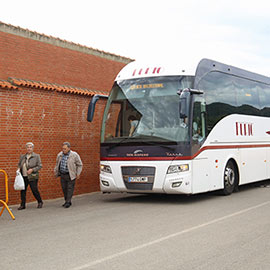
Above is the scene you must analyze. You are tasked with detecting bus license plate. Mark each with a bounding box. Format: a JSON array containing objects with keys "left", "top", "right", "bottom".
[{"left": 128, "top": 176, "right": 148, "bottom": 183}]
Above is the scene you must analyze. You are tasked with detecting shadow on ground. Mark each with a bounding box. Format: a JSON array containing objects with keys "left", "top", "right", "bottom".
[{"left": 100, "top": 178, "right": 270, "bottom": 205}]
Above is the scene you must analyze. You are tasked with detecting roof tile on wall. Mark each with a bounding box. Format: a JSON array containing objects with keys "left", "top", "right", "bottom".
[
  {"left": 8, "top": 78, "right": 106, "bottom": 96},
  {"left": 0, "top": 79, "right": 18, "bottom": 90}
]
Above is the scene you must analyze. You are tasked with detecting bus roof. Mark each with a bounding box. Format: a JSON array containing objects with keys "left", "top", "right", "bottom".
[
  {"left": 116, "top": 58, "right": 270, "bottom": 85},
  {"left": 195, "top": 59, "right": 270, "bottom": 87},
  {"left": 115, "top": 60, "right": 198, "bottom": 81}
]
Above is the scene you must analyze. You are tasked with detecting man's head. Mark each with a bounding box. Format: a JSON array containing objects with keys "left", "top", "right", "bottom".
[
  {"left": 62, "top": 142, "right": 71, "bottom": 155},
  {"left": 26, "top": 142, "right": 34, "bottom": 154},
  {"left": 128, "top": 115, "right": 136, "bottom": 122}
]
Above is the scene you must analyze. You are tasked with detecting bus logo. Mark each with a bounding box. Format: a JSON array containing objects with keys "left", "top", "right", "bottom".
[
  {"left": 134, "top": 150, "right": 143, "bottom": 154},
  {"left": 235, "top": 122, "right": 253, "bottom": 136},
  {"left": 132, "top": 67, "right": 163, "bottom": 76},
  {"left": 126, "top": 149, "right": 149, "bottom": 157}
]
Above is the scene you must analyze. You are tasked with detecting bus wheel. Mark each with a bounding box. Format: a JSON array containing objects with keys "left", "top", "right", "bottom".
[{"left": 222, "top": 160, "right": 236, "bottom": 195}]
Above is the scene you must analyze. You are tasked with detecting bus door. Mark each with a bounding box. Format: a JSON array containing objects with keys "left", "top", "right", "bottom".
[
  {"left": 191, "top": 95, "right": 210, "bottom": 193},
  {"left": 192, "top": 96, "right": 206, "bottom": 145}
]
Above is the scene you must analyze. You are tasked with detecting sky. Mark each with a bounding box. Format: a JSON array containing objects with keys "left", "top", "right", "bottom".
[{"left": 1, "top": 0, "right": 270, "bottom": 76}]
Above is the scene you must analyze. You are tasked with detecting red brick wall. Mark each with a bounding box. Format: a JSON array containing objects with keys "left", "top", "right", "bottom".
[
  {"left": 0, "top": 30, "right": 128, "bottom": 91},
  {"left": 0, "top": 26, "right": 130, "bottom": 205},
  {"left": 0, "top": 86, "right": 106, "bottom": 205}
]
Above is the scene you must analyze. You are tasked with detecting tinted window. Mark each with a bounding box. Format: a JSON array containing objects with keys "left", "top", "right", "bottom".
[
  {"left": 234, "top": 76, "right": 260, "bottom": 115},
  {"left": 198, "top": 72, "right": 236, "bottom": 131},
  {"left": 198, "top": 71, "right": 270, "bottom": 130},
  {"left": 258, "top": 84, "right": 270, "bottom": 117},
  {"left": 198, "top": 71, "right": 237, "bottom": 106}
]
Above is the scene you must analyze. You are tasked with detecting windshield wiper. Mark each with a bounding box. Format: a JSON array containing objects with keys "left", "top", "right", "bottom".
[
  {"left": 140, "top": 140, "right": 176, "bottom": 150},
  {"left": 133, "top": 134, "right": 176, "bottom": 146},
  {"left": 107, "top": 136, "right": 138, "bottom": 150},
  {"left": 106, "top": 135, "right": 176, "bottom": 151}
]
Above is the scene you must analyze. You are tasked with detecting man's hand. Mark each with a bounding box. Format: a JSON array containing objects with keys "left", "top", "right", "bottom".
[{"left": 27, "top": 169, "right": 33, "bottom": 174}]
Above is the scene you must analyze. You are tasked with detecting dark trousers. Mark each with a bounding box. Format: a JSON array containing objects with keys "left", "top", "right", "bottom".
[
  {"left": 60, "top": 173, "right": 76, "bottom": 204},
  {"left": 20, "top": 176, "right": 43, "bottom": 206}
]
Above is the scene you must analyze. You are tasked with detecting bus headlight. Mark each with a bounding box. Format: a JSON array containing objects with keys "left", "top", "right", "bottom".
[
  {"left": 167, "top": 164, "right": 189, "bottom": 174},
  {"left": 100, "top": 164, "right": 112, "bottom": 174}
]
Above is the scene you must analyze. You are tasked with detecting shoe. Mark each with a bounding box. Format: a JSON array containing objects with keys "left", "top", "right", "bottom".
[
  {"left": 18, "top": 206, "right": 25, "bottom": 210},
  {"left": 64, "top": 203, "right": 71, "bottom": 208},
  {"left": 62, "top": 202, "right": 72, "bottom": 207},
  {"left": 37, "top": 202, "right": 43, "bottom": 208}
]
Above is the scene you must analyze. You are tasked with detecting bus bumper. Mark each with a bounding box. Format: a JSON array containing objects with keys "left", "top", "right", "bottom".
[
  {"left": 99, "top": 167, "right": 193, "bottom": 195},
  {"left": 162, "top": 172, "right": 192, "bottom": 194},
  {"left": 100, "top": 173, "right": 121, "bottom": 193}
]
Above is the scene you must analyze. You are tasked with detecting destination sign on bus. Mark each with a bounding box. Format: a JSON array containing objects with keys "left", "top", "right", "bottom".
[{"left": 130, "top": 83, "right": 164, "bottom": 90}]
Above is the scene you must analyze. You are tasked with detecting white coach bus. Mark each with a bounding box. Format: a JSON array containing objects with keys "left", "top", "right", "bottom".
[{"left": 87, "top": 58, "right": 270, "bottom": 195}]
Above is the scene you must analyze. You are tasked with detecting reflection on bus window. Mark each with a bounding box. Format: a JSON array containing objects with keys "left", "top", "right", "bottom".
[
  {"left": 101, "top": 76, "right": 194, "bottom": 143},
  {"left": 198, "top": 71, "right": 270, "bottom": 131}
]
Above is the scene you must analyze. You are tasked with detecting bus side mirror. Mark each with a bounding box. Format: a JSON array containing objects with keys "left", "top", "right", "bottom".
[
  {"left": 87, "top": 94, "right": 108, "bottom": 122},
  {"left": 179, "top": 89, "right": 190, "bottom": 119},
  {"left": 178, "top": 88, "right": 204, "bottom": 119},
  {"left": 179, "top": 97, "right": 188, "bottom": 119}
]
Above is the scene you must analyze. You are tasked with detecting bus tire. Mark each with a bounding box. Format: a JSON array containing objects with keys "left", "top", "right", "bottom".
[{"left": 222, "top": 160, "right": 237, "bottom": 195}]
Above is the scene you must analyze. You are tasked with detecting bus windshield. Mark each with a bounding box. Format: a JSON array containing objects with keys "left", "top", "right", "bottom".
[{"left": 101, "top": 76, "right": 194, "bottom": 144}]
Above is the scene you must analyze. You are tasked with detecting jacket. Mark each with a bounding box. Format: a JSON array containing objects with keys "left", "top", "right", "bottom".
[
  {"left": 54, "top": 150, "right": 83, "bottom": 181},
  {"left": 18, "top": 152, "right": 42, "bottom": 180}
]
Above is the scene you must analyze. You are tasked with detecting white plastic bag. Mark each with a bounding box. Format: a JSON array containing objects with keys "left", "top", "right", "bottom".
[{"left": 14, "top": 170, "right": 25, "bottom": 190}]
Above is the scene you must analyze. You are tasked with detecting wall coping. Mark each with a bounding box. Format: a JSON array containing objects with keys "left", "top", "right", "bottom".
[
  {"left": 0, "top": 77, "right": 107, "bottom": 96},
  {"left": 0, "top": 21, "right": 133, "bottom": 64}
]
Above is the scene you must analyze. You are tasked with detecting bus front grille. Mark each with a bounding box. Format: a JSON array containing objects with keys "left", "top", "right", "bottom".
[{"left": 121, "top": 166, "right": 156, "bottom": 190}]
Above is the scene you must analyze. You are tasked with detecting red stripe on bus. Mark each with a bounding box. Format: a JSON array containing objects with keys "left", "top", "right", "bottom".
[{"left": 100, "top": 143, "right": 270, "bottom": 161}]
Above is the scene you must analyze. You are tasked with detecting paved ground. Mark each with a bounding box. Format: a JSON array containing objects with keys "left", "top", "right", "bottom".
[{"left": 1, "top": 181, "right": 270, "bottom": 270}]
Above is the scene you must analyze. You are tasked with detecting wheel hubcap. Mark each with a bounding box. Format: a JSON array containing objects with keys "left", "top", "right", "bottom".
[{"left": 225, "top": 167, "right": 235, "bottom": 186}]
